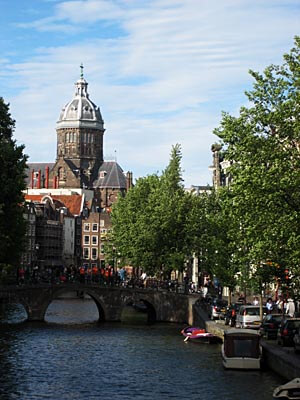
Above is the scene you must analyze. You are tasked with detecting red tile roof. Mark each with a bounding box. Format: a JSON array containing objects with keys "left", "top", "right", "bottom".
[{"left": 25, "top": 194, "right": 83, "bottom": 216}]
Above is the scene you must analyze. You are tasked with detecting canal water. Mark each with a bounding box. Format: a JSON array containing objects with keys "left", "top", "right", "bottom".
[{"left": 0, "top": 297, "right": 283, "bottom": 400}]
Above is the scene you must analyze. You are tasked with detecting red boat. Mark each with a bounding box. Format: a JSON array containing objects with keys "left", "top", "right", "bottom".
[{"left": 181, "top": 326, "right": 220, "bottom": 343}]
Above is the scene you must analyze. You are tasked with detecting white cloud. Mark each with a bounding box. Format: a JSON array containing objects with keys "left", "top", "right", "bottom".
[
  {"left": 3, "top": 0, "right": 300, "bottom": 186},
  {"left": 56, "top": 0, "right": 123, "bottom": 22}
]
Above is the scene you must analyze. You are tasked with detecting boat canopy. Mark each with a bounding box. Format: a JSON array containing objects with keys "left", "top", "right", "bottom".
[{"left": 223, "top": 329, "right": 260, "bottom": 358}]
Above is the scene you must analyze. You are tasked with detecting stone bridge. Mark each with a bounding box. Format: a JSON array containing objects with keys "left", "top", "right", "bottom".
[{"left": 0, "top": 284, "right": 198, "bottom": 324}]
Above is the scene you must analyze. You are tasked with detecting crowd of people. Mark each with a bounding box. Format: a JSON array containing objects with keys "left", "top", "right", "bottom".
[
  {"left": 250, "top": 295, "right": 298, "bottom": 317},
  {"left": 17, "top": 264, "right": 128, "bottom": 286},
  {"left": 16, "top": 266, "right": 186, "bottom": 292},
  {"left": 15, "top": 267, "right": 300, "bottom": 310},
  {"left": 266, "top": 296, "right": 297, "bottom": 317}
]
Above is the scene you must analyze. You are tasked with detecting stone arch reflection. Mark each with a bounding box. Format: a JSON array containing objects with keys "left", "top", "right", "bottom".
[
  {"left": 44, "top": 290, "right": 103, "bottom": 324},
  {"left": 121, "top": 298, "right": 156, "bottom": 324},
  {"left": 0, "top": 302, "right": 27, "bottom": 324}
]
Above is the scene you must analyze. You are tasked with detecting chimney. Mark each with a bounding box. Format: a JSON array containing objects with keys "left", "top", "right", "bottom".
[
  {"left": 45, "top": 166, "right": 49, "bottom": 189},
  {"left": 37, "top": 170, "right": 41, "bottom": 189},
  {"left": 126, "top": 171, "right": 133, "bottom": 190},
  {"left": 31, "top": 169, "right": 35, "bottom": 189},
  {"left": 53, "top": 175, "right": 58, "bottom": 189}
]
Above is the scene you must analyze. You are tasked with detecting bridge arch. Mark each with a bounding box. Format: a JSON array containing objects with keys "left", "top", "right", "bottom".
[
  {"left": 43, "top": 287, "right": 107, "bottom": 322},
  {"left": 119, "top": 292, "right": 157, "bottom": 324},
  {"left": 0, "top": 284, "right": 192, "bottom": 324},
  {"left": 137, "top": 299, "right": 156, "bottom": 324}
]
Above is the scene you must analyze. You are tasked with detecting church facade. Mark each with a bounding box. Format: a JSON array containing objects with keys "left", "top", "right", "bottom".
[
  {"left": 51, "top": 70, "right": 105, "bottom": 189},
  {"left": 27, "top": 69, "right": 132, "bottom": 205},
  {"left": 24, "top": 69, "right": 132, "bottom": 270}
]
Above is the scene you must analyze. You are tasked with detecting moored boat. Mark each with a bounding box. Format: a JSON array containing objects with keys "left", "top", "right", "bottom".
[
  {"left": 181, "top": 326, "right": 220, "bottom": 343},
  {"left": 273, "top": 378, "right": 300, "bottom": 399},
  {"left": 222, "top": 328, "right": 261, "bottom": 369}
]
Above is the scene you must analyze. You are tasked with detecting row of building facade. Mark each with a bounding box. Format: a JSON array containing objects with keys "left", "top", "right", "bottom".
[
  {"left": 21, "top": 70, "right": 133, "bottom": 273},
  {"left": 20, "top": 68, "right": 227, "bottom": 279}
]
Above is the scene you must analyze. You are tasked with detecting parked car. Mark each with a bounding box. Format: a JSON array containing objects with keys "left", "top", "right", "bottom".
[
  {"left": 294, "top": 328, "right": 300, "bottom": 353},
  {"left": 259, "top": 313, "right": 284, "bottom": 340},
  {"left": 224, "top": 302, "right": 244, "bottom": 327},
  {"left": 209, "top": 298, "right": 228, "bottom": 320},
  {"left": 277, "top": 318, "right": 300, "bottom": 347},
  {"left": 236, "top": 305, "right": 267, "bottom": 329}
]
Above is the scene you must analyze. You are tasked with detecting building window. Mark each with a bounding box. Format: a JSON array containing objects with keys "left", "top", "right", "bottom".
[
  {"left": 92, "top": 236, "right": 98, "bottom": 245},
  {"left": 91, "top": 248, "right": 98, "bottom": 260},
  {"left": 58, "top": 167, "right": 65, "bottom": 180},
  {"left": 100, "top": 229, "right": 107, "bottom": 234},
  {"left": 84, "top": 223, "right": 90, "bottom": 232},
  {"left": 84, "top": 235, "right": 90, "bottom": 245},
  {"left": 92, "top": 223, "right": 98, "bottom": 232},
  {"left": 100, "top": 244, "right": 105, "bottom": 254},
  {"left": 100, "top": 220, "right": 105, "bottom": 227},
  {"left": 83, "top": 248, "right": 90, "bottom": 259}
]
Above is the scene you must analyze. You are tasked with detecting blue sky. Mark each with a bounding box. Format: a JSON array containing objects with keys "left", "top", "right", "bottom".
[{"left": 1, "top": 0, "right": 299, "bottom": 187}]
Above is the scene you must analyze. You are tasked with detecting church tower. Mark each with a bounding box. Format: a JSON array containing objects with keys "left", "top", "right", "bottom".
[{"left": 51, "top": 65, "right": 105, "bottom": 188}]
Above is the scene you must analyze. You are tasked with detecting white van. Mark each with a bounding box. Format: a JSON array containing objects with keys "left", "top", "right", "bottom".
[{"left": 236, "top": 305, "right": 267, "bottom": 329}]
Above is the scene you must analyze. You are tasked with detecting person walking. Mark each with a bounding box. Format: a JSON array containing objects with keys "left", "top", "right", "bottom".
[
  {"left": 276, "top": 296, "right": 284, "bottom": 313},
  {"left": 253, "top": 297, "right": 259, "bottom": 306},
  {"left": 286, "top": 298, "right": 295, "bottom": 317},
  {"left": 92, "top": 265, "right": 98, "bottom": 283},
  {"left": 266, "top": 298, "right": 274, "bottom": 314},
  {"left": 119, "top": 267, "right": 126, "bottom": 286},
  {"left": 79, "top": 266, "right": 85, "bottom": 283}
]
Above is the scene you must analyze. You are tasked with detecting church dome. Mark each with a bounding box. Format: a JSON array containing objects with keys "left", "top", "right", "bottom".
[{"left": 57, "top": 69, "right": 104, "bottom": 130}]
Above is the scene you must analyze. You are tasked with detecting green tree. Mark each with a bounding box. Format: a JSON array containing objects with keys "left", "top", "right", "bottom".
[
  {"left": 0, "top": 98, "right": 28, "bottom": 278},
  {"left": 110, "top": 144, "right": 193, "bottom": 277},
  {"left": 214, "top": 36, "right": 300, "bottom": 296},
  {"left": 188, "top": 187, "right": 239, "bottom": 302},
  {"left": 110, "top": 173, "right": 161, "bottom": 274},
  {"left": 154, "top": 144, "right": 193, "bottom": 275}
]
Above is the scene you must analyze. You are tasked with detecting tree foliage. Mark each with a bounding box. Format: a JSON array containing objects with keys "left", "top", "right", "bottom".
[
  {"left": 0, "top": 98, "right": 28, "bottom": 273},
  {"left": 110, "top": 144, "right": 193, "bottom": 277},
  {"left": 214, "top": 36, "right": 300, "bottom": 295}
]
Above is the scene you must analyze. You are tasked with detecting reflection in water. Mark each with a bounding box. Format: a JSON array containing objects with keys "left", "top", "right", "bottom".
[
  {"left": 0, "top": 303, "right": 27, "bottom": 323},
  {"left": 46, "top": 298, "right": 99, "bottom": 324},
  {"left": 0, "top": 300, "right": 283, "bottom": 400}
]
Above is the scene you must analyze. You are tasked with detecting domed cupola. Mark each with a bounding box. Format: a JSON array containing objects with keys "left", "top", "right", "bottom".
[
  {"left": 57, "top": 66, "right": 104, "bottom": 130},
  {"left": 53, "top": 65, "right": 105, "bottom": 189}
]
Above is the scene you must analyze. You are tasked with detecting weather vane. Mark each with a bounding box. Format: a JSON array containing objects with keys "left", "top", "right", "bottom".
[{"left": 80, "top": 63, "right": 84, "bottom": 78}]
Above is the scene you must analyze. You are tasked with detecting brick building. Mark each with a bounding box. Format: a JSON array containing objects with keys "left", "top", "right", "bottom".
[{"left": 24, "top": 68, "right": 133, "bottom": 269}]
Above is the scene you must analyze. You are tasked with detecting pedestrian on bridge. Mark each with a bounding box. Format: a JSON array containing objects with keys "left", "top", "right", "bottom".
[
  {"left": 79, "top": 266, "right": 85, "bottom": 283},
  {"left": 286, "top": 298, "right": 295, "bottom": 317},
  {"left": 92, "top": 265, "right": 99, "bottom": 283}
]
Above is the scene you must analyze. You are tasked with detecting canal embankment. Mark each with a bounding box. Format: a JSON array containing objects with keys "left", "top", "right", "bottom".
[{"left": 193, "top": 301, "right": 300, "bottom": 380}]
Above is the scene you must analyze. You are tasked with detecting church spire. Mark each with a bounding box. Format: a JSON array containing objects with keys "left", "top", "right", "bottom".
[{"left": 75, "top": 64, "right": 88, "bottom": 98}]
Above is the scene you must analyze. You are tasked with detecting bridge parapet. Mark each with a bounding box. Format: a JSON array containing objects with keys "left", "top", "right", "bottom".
[{"left": 0, "top": 284, "right": 199, "bottom": 324}]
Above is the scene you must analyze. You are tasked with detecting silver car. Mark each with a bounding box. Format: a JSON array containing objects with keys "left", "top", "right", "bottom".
[{"left": 236, "top": 305, "right": 267, "bottom": 329}]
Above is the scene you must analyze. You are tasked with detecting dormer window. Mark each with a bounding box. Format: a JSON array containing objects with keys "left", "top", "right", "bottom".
[{"left": 99, "top": 171, "right": 107, "bottom": 179}]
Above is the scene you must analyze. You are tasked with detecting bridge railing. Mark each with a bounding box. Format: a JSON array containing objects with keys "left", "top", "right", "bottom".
[{"left": 0, "top": 275, "right": 189, "bottom": 294}]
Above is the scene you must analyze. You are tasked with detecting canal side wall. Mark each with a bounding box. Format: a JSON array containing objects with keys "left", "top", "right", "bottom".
[
  {"left": 261, "top": 342, "right": 300, "bottom": 380},
  {"left": 193, "top": 302, "right": 300, "bottom": 381}
]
